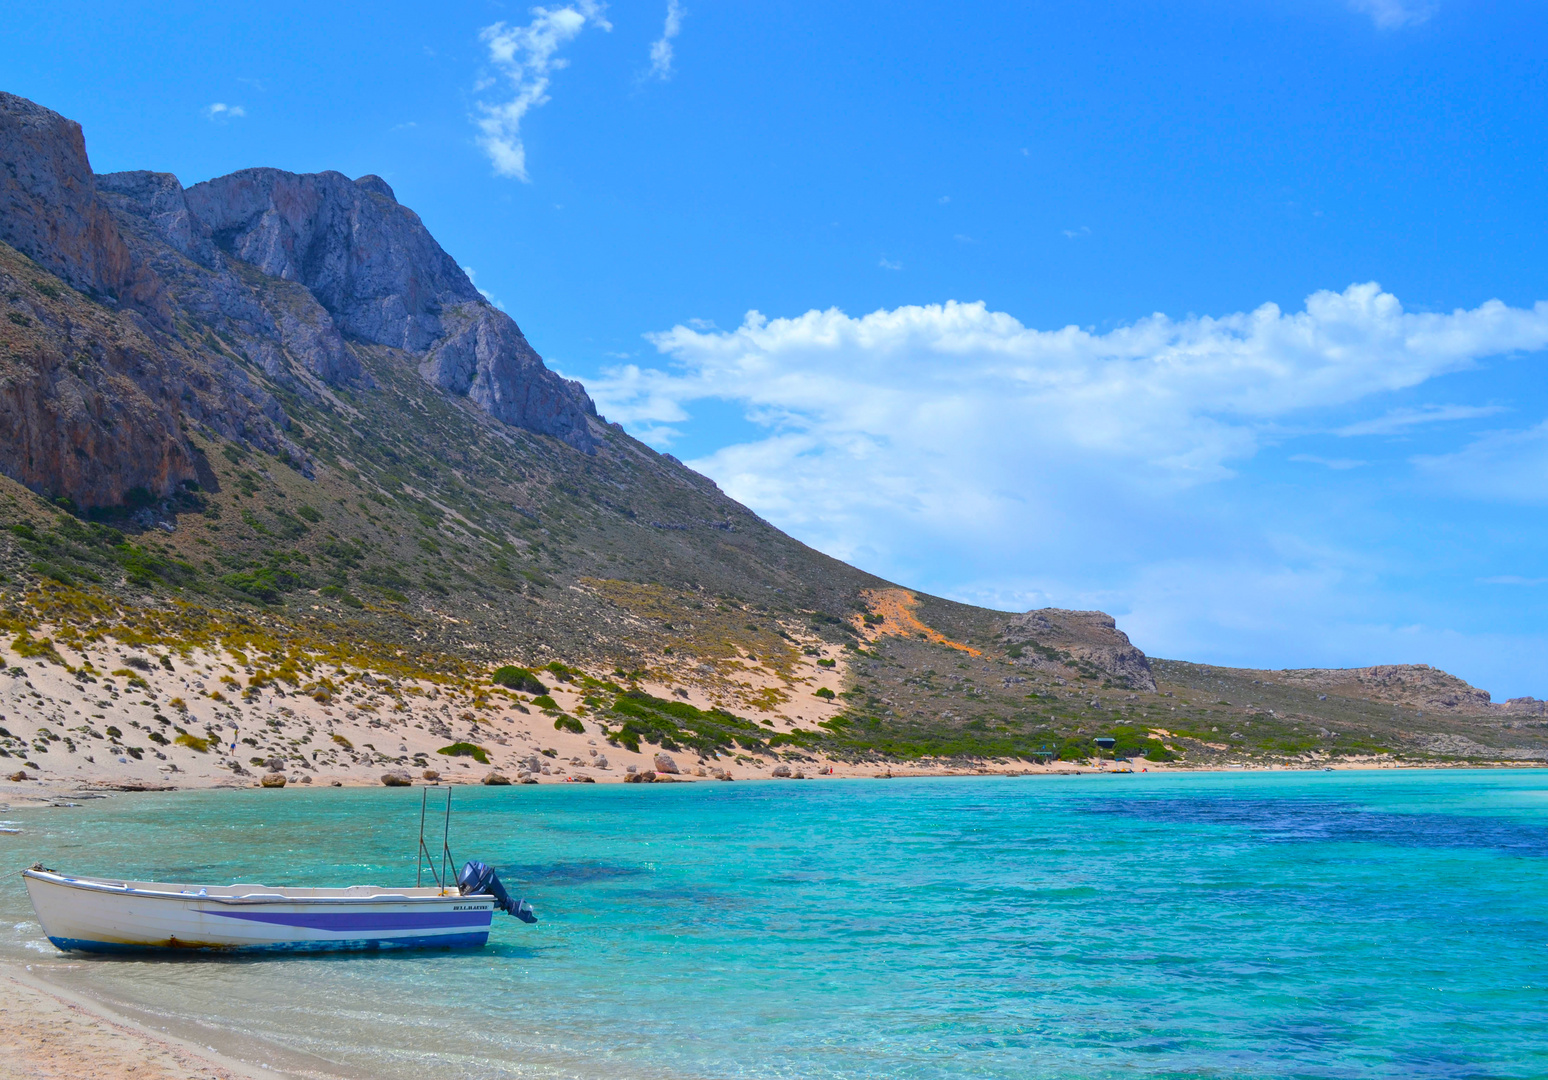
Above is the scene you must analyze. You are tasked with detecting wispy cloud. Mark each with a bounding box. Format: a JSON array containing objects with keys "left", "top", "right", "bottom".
[
  {"left": 461, "top": 266, "right": 504, "bottom": 310},
  {"left": 474, "top": 2, "right": 612, "bottom": 182},
  {"left": 1062, "top": 226, "right": 1090, "bottom": 239},
  {"left": 1290, "top": 454, "right": 1367, "bottom": 470},
  {"left": 1480, "top": 576, "right": 1548, "bottom": 586},
  {"left": 1348, "top": 0, "right": 1437, "bottom": 29},
  {"left": 648, "top": 0, "right": 685, "bottom": 81},
  {"left": 1415, "top": 419, "right": 1548, "bottom": 503},
  {"left": 878, "top": 257, "right": 903, "bottom": 271},
  {"left": 1336, "top": 403, "right": 1506, "bottom": 436},
  {"left": 203, "top": 103, "right": 246, "bottom": 121}
]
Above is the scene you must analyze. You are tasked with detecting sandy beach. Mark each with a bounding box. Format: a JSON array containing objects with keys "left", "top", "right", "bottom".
[{"left": 0, "top": 964, "right": 283, "bottom": 1080}]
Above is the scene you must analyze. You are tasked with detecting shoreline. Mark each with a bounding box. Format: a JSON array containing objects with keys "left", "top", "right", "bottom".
[
  {"left": 2, "top": 756, "right": 1541, "bottom": 806},
  {"left": 0, "top": 961, "right": 320, "bottom": 1080}
]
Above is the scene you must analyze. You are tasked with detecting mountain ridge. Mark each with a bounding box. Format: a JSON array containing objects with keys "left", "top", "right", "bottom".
[{"left": 0, "top": 89, "right": 1542, "bottom": 787}]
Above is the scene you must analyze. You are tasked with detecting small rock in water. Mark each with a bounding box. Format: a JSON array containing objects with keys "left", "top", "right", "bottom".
[
  {"left": 653, "top": 752, "right": 680, "bottom": 775},
  {"left": 260, "top": 773, "right": 286, "bottom": 788},
  {"left": 380, "top": 771, "right": 412, "bottom": 787}
]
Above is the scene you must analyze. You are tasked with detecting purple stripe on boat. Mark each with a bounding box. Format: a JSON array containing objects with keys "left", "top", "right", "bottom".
[{"left": 202, "top": 908, "right": 493, "bottom": 932}]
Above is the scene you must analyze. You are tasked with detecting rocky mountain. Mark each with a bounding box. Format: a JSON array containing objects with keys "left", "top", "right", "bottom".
[{"left": 0, "top": 89, "right": 1542, "bottom": 776}]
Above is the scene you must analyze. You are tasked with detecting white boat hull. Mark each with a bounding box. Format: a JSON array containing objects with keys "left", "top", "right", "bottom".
[{"left": 23, "top": 870, "right": 495, "bottom": 954}]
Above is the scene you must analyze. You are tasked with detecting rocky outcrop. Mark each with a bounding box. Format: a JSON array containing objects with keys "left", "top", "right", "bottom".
[
  {"left": 0, "top": 90, "right": 606, "bottom": 507},
  {"left": 0, "top": 237, "right": 296, "bottom": 507},
  {"left": 0, "top": 93, "right": 166, "bottom": 322},
  {"left": 1274, "top": 664, "right": 1495, "bottom": 712},
  {"left": 98, "top": 169, "right": 361, "bottom": 387},
  {"left": 1003, "top": 608, "right": 1158, "bottom": 692},
  {"left": 184, "top": 167, "right": 597, "bottom": 450}
]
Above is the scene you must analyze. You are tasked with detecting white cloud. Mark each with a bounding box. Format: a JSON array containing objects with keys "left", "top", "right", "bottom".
[
  {"left": 878, "top": 257, "right": 903, "bottom": 271},
  {"left": 474, "top": 2, "right": 612, "bottom": 182},
  {"left": 1336, "top": 403, "right": 1506, "bottom": 436},
  {"left": 203, "top": 103, "right": 246, "bottom": 121},
  {"left": 648, "top": 0, "right": 685, "bottom": 81},
  {"left": 1348, "top": 0, "right": 1437, "bottom": 29},
  {"left": 1062, "top": 226, "right": 1090, "bottom": 239},
  {"left": 585, "top": 282, "right": 1548, "bottom": 575},
  {"left": 1480, "top": 576, "right": 1548, "bottom": 586},
  {"left": 1289, "top": 454, "right": 1366, "bottom": 470}
]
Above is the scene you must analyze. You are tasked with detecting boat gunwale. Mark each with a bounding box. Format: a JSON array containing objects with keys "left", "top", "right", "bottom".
[{"left": 22, "top": 869, "right": 488, "bottom": 907}]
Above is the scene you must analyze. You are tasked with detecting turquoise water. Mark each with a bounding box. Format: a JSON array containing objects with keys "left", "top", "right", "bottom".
[{"left": 3, "top": 771, "right": 1547, "bottom": 1078}]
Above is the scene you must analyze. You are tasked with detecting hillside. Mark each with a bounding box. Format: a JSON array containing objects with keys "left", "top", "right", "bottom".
[{"left": 0, "top": 89, "right": 1542, "bottom": 792}]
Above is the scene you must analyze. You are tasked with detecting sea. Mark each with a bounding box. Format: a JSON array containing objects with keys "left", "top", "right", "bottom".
[{"left": 2, "top": 769, "right": 1546, "bottom": 1079}]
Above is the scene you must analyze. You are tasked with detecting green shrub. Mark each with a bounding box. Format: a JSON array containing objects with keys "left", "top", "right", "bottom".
[
  {"left": 814, "top": 687, "right": 836, "bottom": 700},
  {"left": 817, "top": 658, "right": 836, "bottom": 668},
  {"left": 175, "top": 733, "right": 212, "bottom": 753},
  {"left": 531, "top": 694, "right": 560, "bottom": 710},
  {"left": 436, "top": 742, "right": 489, "bottom": 764},
  {"left": 491, "top": 666, "right": 548, "bottom": 694},
  {"left": 553, "top": 716, "right": 584, "bottom": 734}
]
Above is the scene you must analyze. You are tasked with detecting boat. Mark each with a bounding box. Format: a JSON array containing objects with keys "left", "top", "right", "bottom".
[{"left": 22, "top": 790, "right": 536, "bottom": 955}]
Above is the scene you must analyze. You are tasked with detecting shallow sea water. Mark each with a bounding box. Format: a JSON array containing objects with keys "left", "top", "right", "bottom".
[{"left": 2, "top": 770, "right": 1546, "bottom": 1079}]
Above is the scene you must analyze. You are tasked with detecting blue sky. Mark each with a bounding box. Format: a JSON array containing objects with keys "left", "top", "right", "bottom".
[{"left": 5, "top": 0, "right": 1548, "bottom": 696}]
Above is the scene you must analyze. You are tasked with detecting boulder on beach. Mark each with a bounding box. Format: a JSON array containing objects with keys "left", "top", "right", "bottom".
[
  {"left": 625, "top": 770, "right": 658, "bottom": 784},
  {"left": 381, "top": 771, "right": 413, "bottom": 787},
  {"left": 771, "top": 764, "right": 792, "bottom": 778},
  {"left": 421, "top": 769, "right": 441, "bottom": 781},
  {"left": 260, "top": 772, "right": 286, "bottom": 788},
  {"left": 482, "top": 771, "right": 512, "bottom": 786},
  {"left": 8, "top": 771, "right": 29, "bottom": 782},
  {"left": 653, "top": 752, "right": 680, "bottom": 774}
]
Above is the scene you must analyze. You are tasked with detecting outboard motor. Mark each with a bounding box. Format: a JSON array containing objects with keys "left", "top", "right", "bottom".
[{"left": 458, "top": 860, "right": 537, "bottom": 923}]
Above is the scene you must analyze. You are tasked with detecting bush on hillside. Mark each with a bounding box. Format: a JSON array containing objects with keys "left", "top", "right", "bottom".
[{"left": 491, "top": 666, "right": 548, "bottom": 694}]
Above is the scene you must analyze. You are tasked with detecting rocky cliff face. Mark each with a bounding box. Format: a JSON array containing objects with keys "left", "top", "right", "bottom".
[
  {"left": 1003, "top": 608, "right": 1159, "bottom": 692},
  {"left": 181, "top": 167, "right": 597, "bottom": 448},
  {"left": 0, "top": 91, "right": 600, "bottom": 508},
  {"left": 0, "top": 93, "right": 165, "bottom": 322}
]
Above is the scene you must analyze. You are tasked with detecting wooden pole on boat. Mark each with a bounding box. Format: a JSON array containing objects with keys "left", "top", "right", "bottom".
[{"left": 417, "top": 788, "right": 427, "bottom": 888}]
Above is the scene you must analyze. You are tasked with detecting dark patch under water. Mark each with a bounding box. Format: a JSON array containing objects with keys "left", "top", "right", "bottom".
[
  {"left": 503, "top": 860, "right": 647, "bottom": 883},
  {"left": 1087, "top": 793, "right": 1548, "bottom": 857}
]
